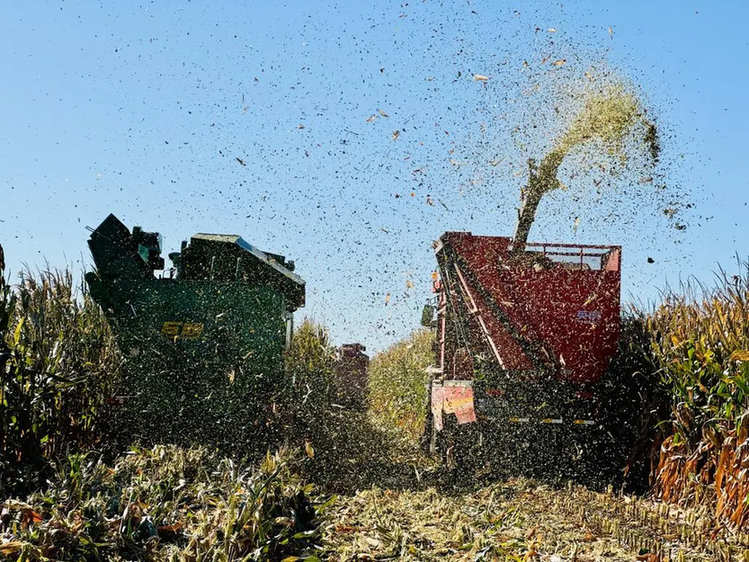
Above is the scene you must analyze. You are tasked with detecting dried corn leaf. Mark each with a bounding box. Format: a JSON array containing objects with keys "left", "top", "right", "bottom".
[{"left": 729, "top": 350, "right": 749, "bottom": 362}]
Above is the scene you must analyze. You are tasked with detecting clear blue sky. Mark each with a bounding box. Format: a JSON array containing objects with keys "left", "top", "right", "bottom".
[{"left": 1, "top": 1, "right": 747, "bottom": 351}]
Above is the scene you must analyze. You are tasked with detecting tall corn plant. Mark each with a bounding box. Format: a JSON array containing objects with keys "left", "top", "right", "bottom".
[
  {"left": 367, "top": 329, "right": 435, "bottom": 440},
  {"left": 282, "top": 319, "right": 338, "bottom": 441},
  {"left": 0, "top": 267, "right": 121, "bottom": 496},
  {"left": 646, "top": 263, "right": 749, "bottom": 528},
  {"left": 649, "top": 267, "right": 749, "bottom": 440}
]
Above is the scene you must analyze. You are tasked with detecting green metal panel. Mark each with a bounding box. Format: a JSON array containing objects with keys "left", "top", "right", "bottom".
[{"left": 100, "top": 279, "right": 287, "bottom": 372}]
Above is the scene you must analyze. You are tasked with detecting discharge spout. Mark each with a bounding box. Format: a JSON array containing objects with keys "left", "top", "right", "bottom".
[{"left": 511, "top": 152, "right": 563, "bottom": 253}]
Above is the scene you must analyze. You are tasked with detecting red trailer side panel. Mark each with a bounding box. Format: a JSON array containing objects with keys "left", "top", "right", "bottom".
[{"left": 436, "top": 232, "right": 620, "bottom": 385}]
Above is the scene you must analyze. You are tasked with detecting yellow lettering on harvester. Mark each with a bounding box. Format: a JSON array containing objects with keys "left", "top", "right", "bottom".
[
  {"left": 181, "top": 323, "right": 204, "bottom": 339},
  {"left": 161, "top": 321, "right": 181, "bottom": 336},
  {"left": 160, "top": 322, "right": 204, "bottom": 340}
]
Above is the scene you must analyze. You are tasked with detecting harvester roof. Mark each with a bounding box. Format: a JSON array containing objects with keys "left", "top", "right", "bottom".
[
  {"left": 183, "top": 233, "right": 305, "bottom": 309},
  {"left": 87, "top": 214, "right": 305, "bottom": 310}
]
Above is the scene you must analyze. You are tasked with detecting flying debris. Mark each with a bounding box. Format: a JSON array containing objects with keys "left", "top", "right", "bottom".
[{"left": 304, "top": 441, "right": 315, "bottom": 458}]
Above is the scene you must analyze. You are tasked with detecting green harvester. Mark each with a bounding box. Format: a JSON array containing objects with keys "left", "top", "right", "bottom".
[{"left": 85, "top": 214, "right": 305, "bottom": 448}]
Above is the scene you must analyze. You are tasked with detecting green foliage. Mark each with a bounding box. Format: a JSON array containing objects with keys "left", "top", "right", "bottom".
[
  {"left": 0, "top": 445, "right": 329, "bottom": 561},
  {"left": 282, "top": 319, "right": 339, "bottom": 442},
  {"left": 367, "top": 329, "right": 435, "bottom": 440},
  {"left": 619, "top": 263, "right": 749, "bottom": 527},
  {"left": 0, "top": 268, "right": 121, "bottom": 496},
  {"left": 285, "top": 320, "right": 338, "bottom": 404},
  {"left": 645, "top": 265, "right": 749, "bottom": 445}
]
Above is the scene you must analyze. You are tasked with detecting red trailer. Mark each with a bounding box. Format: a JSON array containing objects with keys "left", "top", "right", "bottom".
[{"left": 425, "top": 232, "right": 621, "bottom": 470}]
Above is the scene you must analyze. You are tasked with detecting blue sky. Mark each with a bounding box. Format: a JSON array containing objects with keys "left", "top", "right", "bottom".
[{"left": 1, "top": 1, "right": 748, "bottom": 351}]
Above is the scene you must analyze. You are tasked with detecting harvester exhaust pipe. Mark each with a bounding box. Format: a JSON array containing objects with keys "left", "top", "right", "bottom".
[{"left": 512, "top": 153, "right": 564, "bottom": 254}]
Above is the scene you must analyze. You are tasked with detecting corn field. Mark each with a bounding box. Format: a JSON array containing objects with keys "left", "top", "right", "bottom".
[
  {"left": 0, "top": 268, "right": 121, "bottom": 496},
  {"left": 367, "top": 329, "right": 435, "bottom": 441},
  {"left": 645, "top": 263, "right": 749, "bottom": 530},
  {"left": 4, "top": 253, "right": 749, "bottom": 559}
]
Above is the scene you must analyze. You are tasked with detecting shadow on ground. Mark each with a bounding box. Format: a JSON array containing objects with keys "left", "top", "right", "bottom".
[
  {"left": 296, "top": 408, "right": 436, "bottom": 493},
  {"left": 294, "top": 406, "right": 646, "bottom": 499}
]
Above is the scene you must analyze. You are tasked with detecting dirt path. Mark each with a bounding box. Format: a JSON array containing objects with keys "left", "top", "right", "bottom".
[
  {"left": 324, "top": 479, "right": 749, "bottom": 561},
  {"left": 304, "top": 411, "right": 749, "bottom": 561}
]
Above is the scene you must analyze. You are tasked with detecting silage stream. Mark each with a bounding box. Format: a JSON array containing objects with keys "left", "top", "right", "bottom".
[
  {"left": 312, "top": 79, "right": 703, "bottom": 557},
  {"left": 513, "top": 77, "right": 661, "bottom": 249}
]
